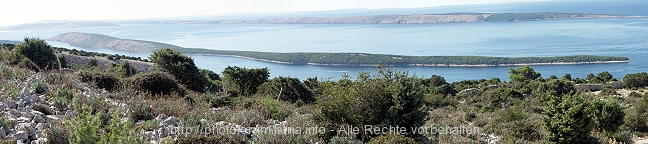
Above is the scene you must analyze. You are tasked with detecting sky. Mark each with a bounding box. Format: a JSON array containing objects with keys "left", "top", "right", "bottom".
[{"left": 0, "top": 0, "right": 543, "bottom": 26}]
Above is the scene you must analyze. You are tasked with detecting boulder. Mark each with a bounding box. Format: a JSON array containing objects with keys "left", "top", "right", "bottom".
[
  {"left": 13, "top": 131, "right": 28, "bottom": 141},
  {"left": 162, "top": 116, "right": 179, "bottom": 127},
  {"left": 0, "top": 128, "right": 5, "bottom": 139},
  {"left": 33, "top": 114, "right": 46, "bottom": 123},
  {"left": 18, "top": 123, "right": 36, "bottom": 137}
]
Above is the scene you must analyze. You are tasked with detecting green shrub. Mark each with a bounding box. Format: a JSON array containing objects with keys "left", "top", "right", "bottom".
[
  {"left": 150, "top": 48, "right": 207, "bottom": 92},
  {"left": 599, "top": 85, "right": 617, "bottom": 96},
  {"left": 542, "top": 93, "right": 594, "bottom": 143},
  {"left": 591, "top": 99, "right": 625, "bottom": 133},
  {"left": 258, "top": 76, "right": 315, "bottom": 104},
  {"left": 12, "top": 37, "right": 59, "bottom": 70},
  {"left": 314, "top": 68, "right": 426, "bottom": 141},
  {"left": 31, "top": 104, "right": 55, "bottom": 115},
  {"left": 16, "top": 57, "right": 40, "bottom": 72},
  {"left": 130, "top": 100, "right": 154, "bottom": 121},
  {"left": 367, "top": 134, "right": 417, "bottom": 144},
  {"left": 252, "top": 132, "right": 309, "bottom": 144},
  {"left": 329, "top": 136, "right": 362, "bottom": 144},
  {"left": 77, "top": 70, "right": 120, "bottom": 91},
  {"left": 55, "top": 85, "right": 76, "bottom": 100},
  {"left": 0, "top": 118, "right": 9, "bottom": 133},
  {"left": 33, "top": 79, "right": 47, "bottom": 94},
  {"left": 126, "top": 71, "right": 186, "bottom": 96},
  {"left": 46, "top": 123, "right": 69, "bottom": 144},
  {"left": 174, "top": 134, "right": 247, "bottom": 144},
  {"left": 197, "top": 93, "right": 232, "bottom": 108},
  {"left": 222, "top": 66, "right": 270, "bottom": 95},
  {"left": 58, "top": 55, "right": 68, "bottom": 68},
  {"left": 623, "top": 72, "right": 648, "bottom": 88},
  {"left": 259, "top": 97, "right": 291, "bottom": 120},
  {"left": 110, "top": 61, "right": 138, "bottom": 78},
  {"left": 51, "top": 96, "right": 69, "bottom": 111}
]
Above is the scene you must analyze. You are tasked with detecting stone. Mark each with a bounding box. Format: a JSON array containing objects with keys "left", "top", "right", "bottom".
[
  {"left": 155, "top": 114, "right": 168, "bottom": 121},
  {"left": 0, "top": 128, "right": 5, "bottom": 139},
  {"left": 8, "top": 109, "right": 21, "bottom": 117},
  {"left": 34, "top": 138, "right": 47, "bottom": 144},
  {"left": 157, "top": 127, "right": 168, "bottom": 138},
  {"left": 13, "top": 131, "right": 28, "bottom": 141},
  {"left": 38, "top": 95, "right": 48, "bottom": 103},
  {"left": 17, "top": 117, "right": 32, "bottom": 123},
  {"left": 22, "top": 112, "right": 35, "bottom": 120},
  {"left": 30, "top": 95, "right": 40, "bottom": 103},
  {"left": 18, "top": 123, "right": 36, "bottom": 137},
  {"left": 64, "top": 110, "right": 76, "bottom": 117},
  {"left": 36, "top": 123, "right": 49, "bottom": 130},
  {"left": 33, "top": 114, "right": 46, "bottom": 123},
  {"left": 46, "top": 115, "right": 60, "bottom": 122},
  {"left": 0, "top": 102, "right": 5, "bottom": 110},
  {"left": 163, "top": 116, "right": 179, "bottom": 127}
]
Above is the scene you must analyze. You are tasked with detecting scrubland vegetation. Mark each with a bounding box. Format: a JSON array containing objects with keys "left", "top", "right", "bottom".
[{"left": 2, "top": 38, "right": 648, "bottom": 143}]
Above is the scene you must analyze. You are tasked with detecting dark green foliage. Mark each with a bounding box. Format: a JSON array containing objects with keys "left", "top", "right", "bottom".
[
  {"left": 258, "top": 76, "right": 315, "bottom": 103},
  {"left": 622, "top": 97, "right": 648, "bottom": 131},
  {"left": 485, "top": 107, "right": 542, "bottom": 141},
  {"left": 12, "top": 37, "right": 59, "bottom": 70},
  {"left": 58, "top": 55, "right": 68, "bottom": 68},
  {"left": 131, "top": 100, "right": 154, "bottom": 121},
  {"left": 77, "top": 70, "right": 119, "bottom": 91},
  {"left": 31, "top": 104, "right": 55, "bottom": 115},
  {"left": 126, "top": 71, "right": 186, "bottom": 96},
  {"left": 424, "top": 75, "right": 448, "bottom": 87},
  {"left": 16, "top": 57, "right": 40, "bottom": 72},
  {"left": 87, "top": 59, "right": 98, "bottom": 67},
  {"left": 509, "top": 66, "right": 541, "bottom": 82},
  {"left": 542, "top": 93, "right": 594, "bottom": 143},
  {"left": 150, "top": 48, "right": 206, "bottom": 92},
  {"left": 591, "top": 100, "right": 625, "bottom": 133},
  {"left": 424, "top": 94, "right": 456, "bottom": 109},
  {"left": 366, "top": 134, "right": 417, "bottom": 144},
  {"left": 199, "top": 69, "right": 223, "bottom": 92},
  {"left": 599, "top": 85, "right": 618, "bottom": 96},
  {"left": 561, "top": 73, "right": 572, "bottom": 81},
  {"left": 110, "top": 61, "right": 139, "bottom": 78},
  {"left": 200, "top": 68, "right": 220, "bottom": 81},
  {"left": 535, "top": 79, "right": 574, "bottom": 97},
  {"left": 430, "top": 84, "right": 457, "bottom": 96},
  {"left": 222, "top": 66, "right": 270, "bottom": 95},
  {"left": 586, "top": 71, "right": 617, "bottom": 84},
  {"left": 623, "top": 72, "right": 648, "bottom": 88},
  {"left": 46, "top": 123, "right": 69, "bottom": 144},
  {"left": 597, "top": 71, "right": 615, "bottom": 82},
  {"left": 314, "top": 68, "right": 426, "bottom": 141},
  {"left": 33, "top": 79, "right": 47, "bottom": 94}
]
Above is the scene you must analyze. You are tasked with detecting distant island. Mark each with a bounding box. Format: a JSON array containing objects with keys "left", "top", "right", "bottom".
[
  {"left": 136, "top": 12, "right": 646, "bottom": 24},
  {"left": 46, "top": 32, "right": 630, "bottom": 66},
  {"left": 0, "top": 22, "right": 118, "bottom": 30}
]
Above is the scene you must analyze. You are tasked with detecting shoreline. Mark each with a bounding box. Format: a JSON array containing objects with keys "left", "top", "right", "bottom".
[{"left": 187, "top": 53, "right": 631, "bottom": 67}]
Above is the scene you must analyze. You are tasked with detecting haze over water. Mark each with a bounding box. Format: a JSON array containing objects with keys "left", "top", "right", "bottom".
[{"left": 1, "top": 0, "right": 647, "bottom": 82}]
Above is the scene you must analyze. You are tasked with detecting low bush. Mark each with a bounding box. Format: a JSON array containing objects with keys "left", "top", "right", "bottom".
[
  {"left": 174, "top": 134, "right": 247, "bottom": 144},
  {"left": 33, "top": 79, "right": 47, "bottom": 94},
  {"left": 367, "top": 134, "right": 417, "bottom": 144},
  {"left": 46, "top": 123, "right": 69, "bottom": 144},
  {"left": 31, "top": 104, "right": 55, "bottom": 115},
  {"left": 126, "top": 71, "right": 186, "bottom": 96},
  {"left": 77, "top": 70, "right": 120, "bottom": 91}
]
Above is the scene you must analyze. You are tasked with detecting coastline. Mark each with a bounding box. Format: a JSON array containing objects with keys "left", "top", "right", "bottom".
[{"left": 187, "top": 53, "right": 631, "bottom": 67}]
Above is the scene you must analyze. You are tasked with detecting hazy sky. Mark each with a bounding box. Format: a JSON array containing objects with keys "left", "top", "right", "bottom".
[{"left": 0, "top": 0, "right": 542, "bottom": 26}]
